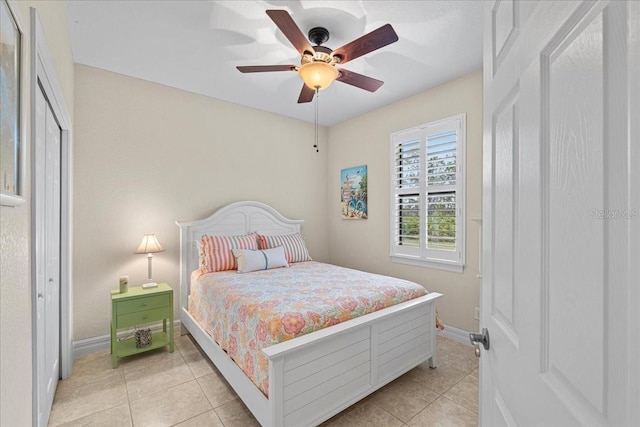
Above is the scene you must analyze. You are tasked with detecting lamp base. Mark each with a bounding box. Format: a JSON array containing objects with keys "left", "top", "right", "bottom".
[{"left": 142, "top": 282, "right": 158, "bottom": 289}]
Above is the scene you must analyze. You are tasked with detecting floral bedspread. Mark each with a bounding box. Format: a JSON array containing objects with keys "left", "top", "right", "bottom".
[{"left": 188, "top": 261, "right": 427, "bottom": 396}]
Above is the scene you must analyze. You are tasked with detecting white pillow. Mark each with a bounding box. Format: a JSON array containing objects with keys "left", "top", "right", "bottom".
[{"left": 231, "top": 246, "right": 289, "bottom": 273}]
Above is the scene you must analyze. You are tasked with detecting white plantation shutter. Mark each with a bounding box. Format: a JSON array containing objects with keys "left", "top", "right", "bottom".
[
  {"left": 390, "top": 114, "right": 465, "bottom": 272},
  {"left": 426, "top": 129, "right": 457, "bottom": 252},
  {"left": 392, "top": 131, "right": 422, "bottom": 255}
]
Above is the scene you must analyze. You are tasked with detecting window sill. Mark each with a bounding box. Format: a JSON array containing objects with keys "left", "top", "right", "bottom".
[{"left": 390, "top": 255, "right": 464, "bottom": 273}]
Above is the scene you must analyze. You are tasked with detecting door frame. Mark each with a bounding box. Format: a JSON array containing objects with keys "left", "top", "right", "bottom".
[{"left": 30, "top": 8, "right": 73, "bottom": 426}]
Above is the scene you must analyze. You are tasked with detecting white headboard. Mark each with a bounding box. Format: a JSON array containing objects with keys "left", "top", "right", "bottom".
[{"left": 175, "top": 201, "right": 303, "bottom": 310}]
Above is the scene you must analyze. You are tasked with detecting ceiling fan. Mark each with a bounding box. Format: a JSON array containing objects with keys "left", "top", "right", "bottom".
[{"left": 237, "top": 10, "right": 399, "bottom": 104}]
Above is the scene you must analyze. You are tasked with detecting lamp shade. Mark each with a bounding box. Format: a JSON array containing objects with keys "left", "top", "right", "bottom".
[
  {"left": 298, "top": 62, "right": 339, "bottom": 90},
  {"left": 134, "top": 234, "right": 165, "bottom": 254}
]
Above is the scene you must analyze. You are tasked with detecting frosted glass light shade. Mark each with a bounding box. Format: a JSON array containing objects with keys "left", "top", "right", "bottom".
[
  {"left": 134, "top": 234, "right": 165, "bottom": 254},
  {"left": 298, "top": 62, "right": 339, "bottom": 90}
]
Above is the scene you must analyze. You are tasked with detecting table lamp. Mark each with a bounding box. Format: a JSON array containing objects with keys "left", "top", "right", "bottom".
[{"left": 135, "top": 233, "right": 165, "bottom": 288}]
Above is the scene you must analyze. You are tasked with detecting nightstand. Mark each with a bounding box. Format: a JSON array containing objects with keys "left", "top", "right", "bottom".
[{"left": 110, "top": 283, "right": 174, "bottom": 368}]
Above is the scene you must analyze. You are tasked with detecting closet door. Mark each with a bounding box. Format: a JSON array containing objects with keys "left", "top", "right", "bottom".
[{"left": 35, "top": 83, "right": 61, "bottom": 426}]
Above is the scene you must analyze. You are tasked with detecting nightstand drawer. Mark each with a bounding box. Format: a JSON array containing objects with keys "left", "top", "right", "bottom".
[
  {"left": 116, "top": 294, "right": 170, "bottom": 315},
  {"left": 117, "top": 307, "right": 168, "bottom": 328}
]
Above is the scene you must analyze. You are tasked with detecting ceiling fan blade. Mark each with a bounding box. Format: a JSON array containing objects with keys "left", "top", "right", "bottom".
[
  {"left": 336, "top": 68, "right": 384, "bottom": 92},
  {"left": 332, "top": 24, "right": 398, "bottom": 65},
  {"left": 266, "top": 10, "right": 315, "bottom": 55},
  {"left": 297, "top": 84, "right": 315, "bottom": 103},
  {"left": 237, "top": 65, "right": 296, "bottom": 73}
]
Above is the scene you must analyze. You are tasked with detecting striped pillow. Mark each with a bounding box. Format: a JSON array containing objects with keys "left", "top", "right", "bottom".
[
  {"left": 200, "top": 234, "right": 258, "bottom": 272},
  {"left": 256, "top": 233, "right": 312, "bottom": 263}
]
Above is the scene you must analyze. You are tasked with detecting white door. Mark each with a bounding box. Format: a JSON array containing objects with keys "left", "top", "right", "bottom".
[
  {"left": 35, "top": 84, "right": 61, "bottom": 425},
  {"left": 481, "top": 1, "right": 639, "bottom": 426}
]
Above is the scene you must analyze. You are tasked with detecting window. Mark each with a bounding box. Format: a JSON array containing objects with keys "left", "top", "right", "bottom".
[{"left": 390, "top": 114, "right": 465, "bottom": 272}]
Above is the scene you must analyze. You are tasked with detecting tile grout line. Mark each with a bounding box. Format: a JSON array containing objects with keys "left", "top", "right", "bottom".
[
  {"left": 126, "top": 346, "right": 201, "bottom": 426},
  {"left": 401, "top": 350, "right": 479, "bottom": 424},
  {"left": 440, "top": 394, "right": 480, "bottom": 416},
  {"left": 48, "top": 368, "right": 129, "bottom": 426}
]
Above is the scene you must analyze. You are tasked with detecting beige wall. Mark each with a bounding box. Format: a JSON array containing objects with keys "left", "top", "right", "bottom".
[
  {"left": 327, "top": 71, "right": 482, "bottom": 332},
  {"left": 0, "top": 1, "right": 74, "bottom": 425},
  {"left": 73, "top": 67, "right": 482, "bottom": 341},
  {"left": 73, "top": 64, "right": 329, "bottom": 340}
]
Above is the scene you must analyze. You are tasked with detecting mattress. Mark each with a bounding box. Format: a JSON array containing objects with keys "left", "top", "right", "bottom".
[{"left": 188, "top": 261, "right": 427, "bottom": 396}]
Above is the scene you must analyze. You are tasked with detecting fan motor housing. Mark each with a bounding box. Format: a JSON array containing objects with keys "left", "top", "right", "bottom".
[{"left": 308, "top": 27, "right": 330, "bottom": 45}]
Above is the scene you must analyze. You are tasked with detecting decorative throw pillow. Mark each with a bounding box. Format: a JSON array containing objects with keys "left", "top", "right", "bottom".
[
  {"left": 200, "top": 234, "right": 258, "bottom": 272},
  {"left": 232, "top": 246, "right": 289, "bottom": 273},
  {"left": 256, "top": 233, "right": 312, "bottom": 263}
]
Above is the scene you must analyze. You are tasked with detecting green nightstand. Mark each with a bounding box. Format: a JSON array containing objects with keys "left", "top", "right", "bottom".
[{"left": 110, "top": 283, "right": 174, "bottom": 368}]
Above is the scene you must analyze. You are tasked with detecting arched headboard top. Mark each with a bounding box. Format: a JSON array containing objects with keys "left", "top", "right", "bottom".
[{"left": 177, "top": 200, "right": 302, "bottom": 236}]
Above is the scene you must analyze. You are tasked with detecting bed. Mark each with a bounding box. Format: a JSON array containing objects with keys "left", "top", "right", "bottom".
[{"left": 176, "top": 201, "right": 442, "bottom": 426}]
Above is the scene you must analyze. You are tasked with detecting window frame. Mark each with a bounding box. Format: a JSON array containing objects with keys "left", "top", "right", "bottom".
[{"left": 389, "top": 114, "right": 466, "bottom": 273}]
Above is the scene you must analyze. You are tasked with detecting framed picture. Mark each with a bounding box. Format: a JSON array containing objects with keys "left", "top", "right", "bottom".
[
  {"left": 341, "top": 165, "right": 368, "bottom": 219},
  {"left": 0, "top": 0, "right": 25, "bottom": 206}
]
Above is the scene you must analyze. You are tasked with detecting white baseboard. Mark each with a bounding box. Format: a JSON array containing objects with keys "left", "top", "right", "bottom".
[
  {"left": 73, "top": 320, "right": 182, "bottom": 358},
  {"left": 437, "top": 323, "right": 473, "bottom": 346}
]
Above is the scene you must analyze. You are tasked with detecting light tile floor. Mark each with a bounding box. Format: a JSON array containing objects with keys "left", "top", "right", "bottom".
[{"left": 49, "top": 335, "right": 478, "bottom": 426}]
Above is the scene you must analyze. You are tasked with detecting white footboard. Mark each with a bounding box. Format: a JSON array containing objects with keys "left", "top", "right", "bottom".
[{"left": 264, "top": 292, "right": 441, "bottom": 427}]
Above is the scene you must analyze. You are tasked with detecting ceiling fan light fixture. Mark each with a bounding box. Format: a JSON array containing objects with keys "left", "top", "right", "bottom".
[{"left": 298, "top": 62, "right": 338, "bottom": 90}]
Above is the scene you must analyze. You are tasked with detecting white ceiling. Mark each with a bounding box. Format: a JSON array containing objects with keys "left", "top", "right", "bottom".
[{"left": 66, "top": 1, "right": 483, "bottom": 127}]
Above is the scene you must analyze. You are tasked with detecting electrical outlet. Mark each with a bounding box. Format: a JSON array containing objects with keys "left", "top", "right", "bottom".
[{"left": 474, "top": 307, "right": 480, "bottom": 320}]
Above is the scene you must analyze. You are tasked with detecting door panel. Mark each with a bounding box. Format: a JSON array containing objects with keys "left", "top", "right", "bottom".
[
  {"left": 34, "top": 79, "right": 47, "bottom": 427},
  {"left": 35, "top": 84, "right": 61, "bottom": 426},
  {"left": 482, "top": 1, "right": 637, "bottom": 425},
  {"left": 492, "top": 0, "right": 518, "bottom": 74},
  {"left": 44, "top": 96, "right": 61, "bottom": 410},
  {"left": 544, "top": 9, "right": 605, "bottom": 417},
  {"left": 492, "top": 86, "right": 519, "bottom": 348}
]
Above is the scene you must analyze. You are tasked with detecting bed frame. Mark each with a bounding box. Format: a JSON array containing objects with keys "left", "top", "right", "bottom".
[{"left": 176, "top": 201, "right": 441, "bottom": 426}]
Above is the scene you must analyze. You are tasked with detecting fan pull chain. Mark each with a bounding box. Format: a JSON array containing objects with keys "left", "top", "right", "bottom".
[{"left": 314, "top": 88, "right": 319, "bottom": 153}]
